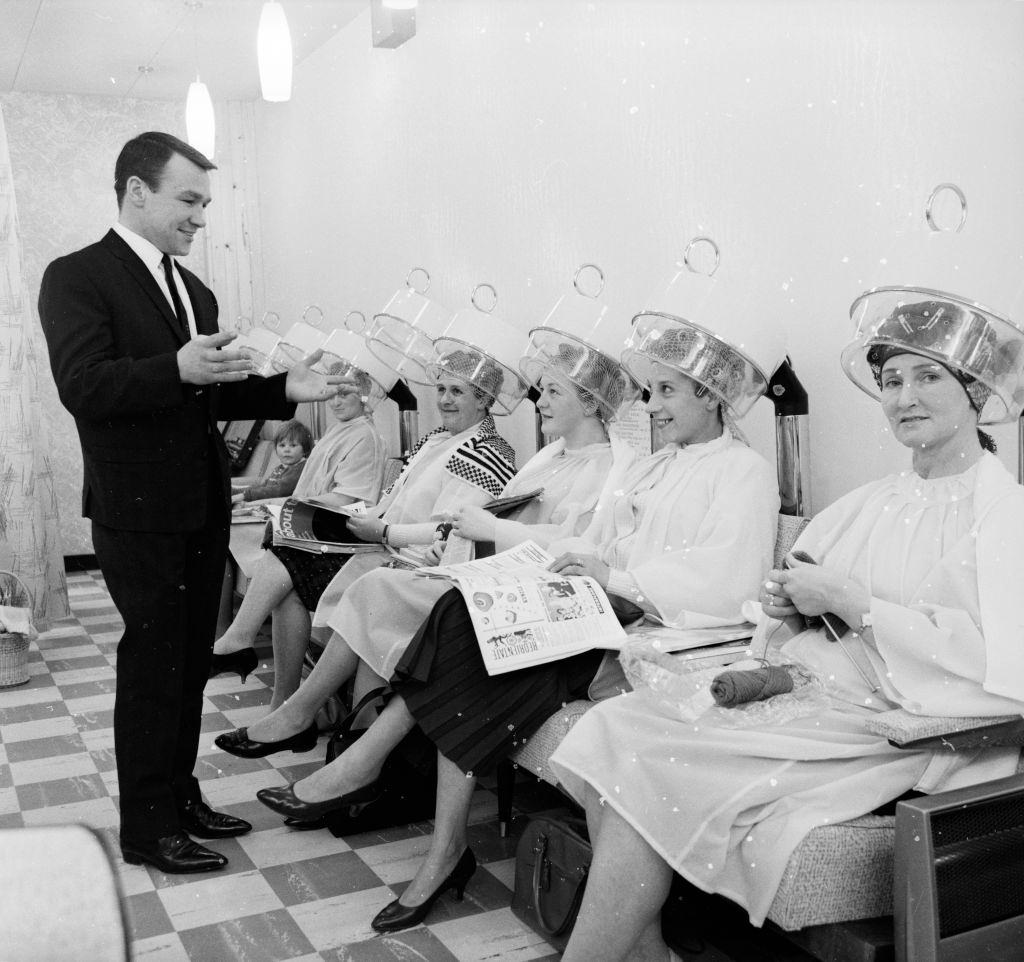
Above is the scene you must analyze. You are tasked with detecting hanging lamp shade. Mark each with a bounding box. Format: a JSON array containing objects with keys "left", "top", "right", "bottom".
[
  {"left": 258, "top": 1, "right": 293, "bottom": 102},
  {"left": 185, "top": 78, "right": 215, "bottom": 160}
]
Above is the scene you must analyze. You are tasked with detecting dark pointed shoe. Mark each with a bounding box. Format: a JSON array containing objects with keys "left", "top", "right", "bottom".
[
  {"left": 178, "top": 799, "right": 252, "bottom": 839},
  {"left": 208, "top": 647, "right": 259, "bottom": 683},
  {"left": 121, "top": 831, "right": 227, "bottom": 874},
  {"left": 256, "top": 778, "right": 382, "bottom": 821},
  {"left": 214, "top": 721, "right": 319, "bottom": 758},
  {"left": 370, "top": 848, "right": 477, "bottom": 933}
]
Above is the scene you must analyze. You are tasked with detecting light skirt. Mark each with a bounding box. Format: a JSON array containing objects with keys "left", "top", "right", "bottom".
[
  {"left": 548, "top": 687, "right": 933, "bottom": 926},
  {"left": 323, "top": 566, "right": 450, "bottom": 679}
]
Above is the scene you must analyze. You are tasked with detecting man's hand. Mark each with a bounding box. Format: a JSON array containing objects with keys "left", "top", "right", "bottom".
[
  {"left": 285, "top": 350, "right": 344, "bottom": 403},
  {"left": 178, "top": 331, "right": 252, "bottom": 384}
]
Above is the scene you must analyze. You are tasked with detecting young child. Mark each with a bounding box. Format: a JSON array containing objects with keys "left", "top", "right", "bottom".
[{"left": 232, "top": 419, "right": 313, "bottom": 503}]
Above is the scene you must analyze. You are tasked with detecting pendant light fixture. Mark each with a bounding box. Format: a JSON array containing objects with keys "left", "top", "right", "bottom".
[
  {"left": 183, "top": 1, "right": 215, "bottom": 159},
  {"left": 258, "top": 1, "right": 293, "bottom": 102},
  {"left": 185, "top": 78, "right": 215, "bottom": 159}
]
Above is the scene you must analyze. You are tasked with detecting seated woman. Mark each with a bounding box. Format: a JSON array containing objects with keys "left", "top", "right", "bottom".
[
  {"left": 212, "top": 348, "right": 519, "bottom": 726},
  {"left": 211, "top": 369, "right": 388, "bottom": 679},
  {"left": 254, "top": 311, "right": 783, "bottom": 936},
  {"left": 215, "top": 335, "right": 639, "bottom": 757},
  {"left": 548, "top": 297, "right": 1024, "bottom": 962}
]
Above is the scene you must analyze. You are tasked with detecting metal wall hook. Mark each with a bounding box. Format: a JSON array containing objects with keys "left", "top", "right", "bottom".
[
  {"left": 406, "top": 267, "right": 430, "bottom": 294},
  {"left": 682, "top": 236, "right": 721, "bottom": 277},
  {"left": 925, "top": 183, "right": 968, "bottom": 233},
  {"left": 471, "top": 282, "right": 498, "bottom": 313},
  {"left": 344, "top": 310, "right": 367, "bottom": 334},
  {"left": 573, "top": 263, "right": 605, "bottom": 299},
  {"left": 302, "top": 304, "right": 325, "bottom": 328}
]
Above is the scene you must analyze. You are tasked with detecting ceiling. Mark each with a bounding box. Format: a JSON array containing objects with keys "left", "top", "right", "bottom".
[{"left": 0, "top": 0, "right": 367, "bottom": 101}]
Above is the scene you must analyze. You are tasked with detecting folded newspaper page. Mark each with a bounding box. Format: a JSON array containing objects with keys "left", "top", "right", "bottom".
[{"left": 418, "top": 541, "right": 626, "bottom": 675}]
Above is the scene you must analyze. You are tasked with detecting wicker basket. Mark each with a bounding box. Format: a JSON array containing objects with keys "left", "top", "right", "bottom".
[{"left": 0, "top": 571, "right": 34, "bottom": 689}]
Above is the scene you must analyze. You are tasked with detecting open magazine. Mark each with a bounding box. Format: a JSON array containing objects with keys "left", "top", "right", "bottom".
[
  {"left": 418, "top": 541, "right": 755, "bottom": 675},
  {"left": 271, "top": 498, "right": 380, "bottom": 554}
]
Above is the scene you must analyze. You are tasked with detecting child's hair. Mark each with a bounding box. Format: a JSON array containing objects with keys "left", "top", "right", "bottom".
[{"left": 273, "top": 419, "right": 313, "bottom": 456}]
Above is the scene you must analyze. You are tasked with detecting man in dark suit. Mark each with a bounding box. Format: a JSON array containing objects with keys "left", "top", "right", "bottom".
[{"left": 39, "top": 131, "right": 338, "bottom": 873}]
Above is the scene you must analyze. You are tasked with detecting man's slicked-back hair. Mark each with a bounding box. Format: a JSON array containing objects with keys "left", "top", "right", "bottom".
[{"left": 114, "top": 131, "right": 216, "bottom": 208}]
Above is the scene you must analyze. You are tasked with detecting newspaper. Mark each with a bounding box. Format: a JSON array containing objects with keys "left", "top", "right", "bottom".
[{"left": 418, "top": 541, "right": 627, "bottom": 675}]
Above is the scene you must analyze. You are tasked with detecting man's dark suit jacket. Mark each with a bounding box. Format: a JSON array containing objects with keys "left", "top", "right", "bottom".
[{"left": 39, "top": 229, "right": 295, "bottom": 530}]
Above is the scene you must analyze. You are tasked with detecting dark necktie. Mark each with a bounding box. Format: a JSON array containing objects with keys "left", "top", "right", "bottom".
[{"left": 161, "top": 254, "right": 189, "bottom": 338}]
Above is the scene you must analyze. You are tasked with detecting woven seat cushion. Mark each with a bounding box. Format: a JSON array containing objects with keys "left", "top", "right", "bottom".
[
  {"left": 864, "top": 707, "right": 1023, "bottom": 747},
  {"left": 767, "top": 815, "right": 895, "bottom": 930},
  {"left": 509, "top": 699, "right": 593, "bottom": 785}
]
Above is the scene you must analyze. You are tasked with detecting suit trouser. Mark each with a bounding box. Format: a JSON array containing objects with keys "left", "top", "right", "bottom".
[{"left": 93, "top": 507, "right": 229, "bottom": 841}]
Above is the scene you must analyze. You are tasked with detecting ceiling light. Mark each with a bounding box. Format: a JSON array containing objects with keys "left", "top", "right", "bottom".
[
  {"left": 258, "top": 1, "right": 293, "bottom": 102},
  {"left": 186, "top": 77, "right": 215, "bottom": 159}
]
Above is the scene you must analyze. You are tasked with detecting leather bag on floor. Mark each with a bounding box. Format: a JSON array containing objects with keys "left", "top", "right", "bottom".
[
  {"left": 322, "top": 687, "right": 438, "bottom": 837},
  {"left": 511, "top": 813, "right": 591, "bottom": 951}
]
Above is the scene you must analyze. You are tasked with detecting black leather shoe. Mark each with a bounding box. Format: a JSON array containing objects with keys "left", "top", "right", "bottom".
[
  {"left": 371, "top": 848, "right": 477, "bottom": 933},
  {"left": 179, "top": 799, "right": 252, "bottom": 839},
  {"left": 215, "top": 721, "right": 319, "bottom": 758},
  {"left": 208, "top": 647, "right": 259, "bottom": 683},
  {"left": 121, "top": 831, "right": 228, "bottom": 874},
  {"left": 256, "top": 778, "right": 382, "bottom": 821}
]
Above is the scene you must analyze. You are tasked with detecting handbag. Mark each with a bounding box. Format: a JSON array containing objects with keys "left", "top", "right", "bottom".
[
  {"left": 321, "top": 687, "right": 438, "bottom": 837},
  {"left": 511, "top": 813, "right": 591, "bottom": 951}
]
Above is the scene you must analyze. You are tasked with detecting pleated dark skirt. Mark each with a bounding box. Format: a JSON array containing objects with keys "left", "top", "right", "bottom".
[
  {"left": 268, "top": 545, "right": 350, "bottom": 611},
  {"left": 392, "top": 588, "right": 603, "bottom": 778}
]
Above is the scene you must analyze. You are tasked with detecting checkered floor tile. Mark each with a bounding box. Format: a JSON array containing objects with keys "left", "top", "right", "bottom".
[{"left": 0, "top": 570, "right": 565, "bottom": 962}]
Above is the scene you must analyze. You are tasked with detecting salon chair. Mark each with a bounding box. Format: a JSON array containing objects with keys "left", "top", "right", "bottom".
[{"left": 0, "top": 825, "right": 129, "bottom": 961}]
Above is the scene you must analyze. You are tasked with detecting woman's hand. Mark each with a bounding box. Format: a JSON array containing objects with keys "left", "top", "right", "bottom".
[
  {"left": 760, "top": 568, "right": 800, "bottom": 620},
  {"left": 346, "top": 515, "right": 386, "bottom": 543},
  {"left": 451, "top": 505, "right": 496, "bottom": 542},
  {"left": 775, "top": 555, "right": 870, "bottom": 626},
  {"left": 424, "top": 540, "right": 445, "bottom": 565},
  {"left": 549, "top": 551, "right": 611, "bottom": 588}
]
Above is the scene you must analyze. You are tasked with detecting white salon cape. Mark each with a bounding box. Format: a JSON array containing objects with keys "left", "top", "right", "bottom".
[
  {"left": 550, "top": 428, "right": 781, "bottom": 628},
  {"left": 550, "top": 452, "right": 1024, "bottom": 927}
]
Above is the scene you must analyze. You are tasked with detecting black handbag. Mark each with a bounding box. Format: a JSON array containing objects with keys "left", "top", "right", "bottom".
[
  {"left": 321, "top": 687, "right": 438, "bottom": 837},
  {"left": 511, "top": 814, "right": 591, "bottom": 951}
]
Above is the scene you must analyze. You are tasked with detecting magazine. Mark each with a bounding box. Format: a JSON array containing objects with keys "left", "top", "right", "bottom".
[
  {"left": 419, "top": 541, "right": 758, "bottom": 675},
  {"left": 271, "top": 498, "right": 379, "bottom": 554}
]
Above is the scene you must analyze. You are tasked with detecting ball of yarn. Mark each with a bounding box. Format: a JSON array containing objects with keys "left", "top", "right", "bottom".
[{"left": 710, "top": 665, "right": 795, "bottom": 708}]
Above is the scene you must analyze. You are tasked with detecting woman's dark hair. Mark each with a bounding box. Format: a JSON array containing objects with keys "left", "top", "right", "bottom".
[
  {"left": 114, "top": 132, "right": 216, "bottom": 208},
  {"left": 274, "top": 419, "right": 313, "bottom": 456}
]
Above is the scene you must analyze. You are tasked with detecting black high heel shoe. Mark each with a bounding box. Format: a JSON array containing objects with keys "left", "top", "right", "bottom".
[
  {"left": 208, "top": 647, "right": 258, "bottom": 683},
  {"left": 256, "top": 777, "right": 383, "bottom": 820},
  {"left": 371, "top": 848, "right": 477, "bottom": 933},
  {"left": 215, "top": 721, "right": 319, "bottom": 758}
]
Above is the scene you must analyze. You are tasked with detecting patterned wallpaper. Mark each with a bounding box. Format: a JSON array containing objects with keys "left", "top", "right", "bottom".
[{"left": 0, "top": 93, "right": 208, "bottom": 557}]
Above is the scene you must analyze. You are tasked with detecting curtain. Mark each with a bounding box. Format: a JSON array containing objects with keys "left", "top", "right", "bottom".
[{"left": 0, "top": 103, "right": 68, "bottom": 628}]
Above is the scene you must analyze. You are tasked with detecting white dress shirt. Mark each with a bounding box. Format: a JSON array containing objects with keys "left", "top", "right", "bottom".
[{"left": 112, "top": 222, "right": 198, "bottom": 339}]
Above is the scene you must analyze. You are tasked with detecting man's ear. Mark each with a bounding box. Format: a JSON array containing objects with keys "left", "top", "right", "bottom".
[{"left": 124, "top": 175, "right": 148, "bottom": 208}]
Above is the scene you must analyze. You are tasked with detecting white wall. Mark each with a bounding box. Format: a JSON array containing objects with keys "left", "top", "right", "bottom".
[{"left": 252, "top": 0, "right": 1024, "bottom": 509}]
